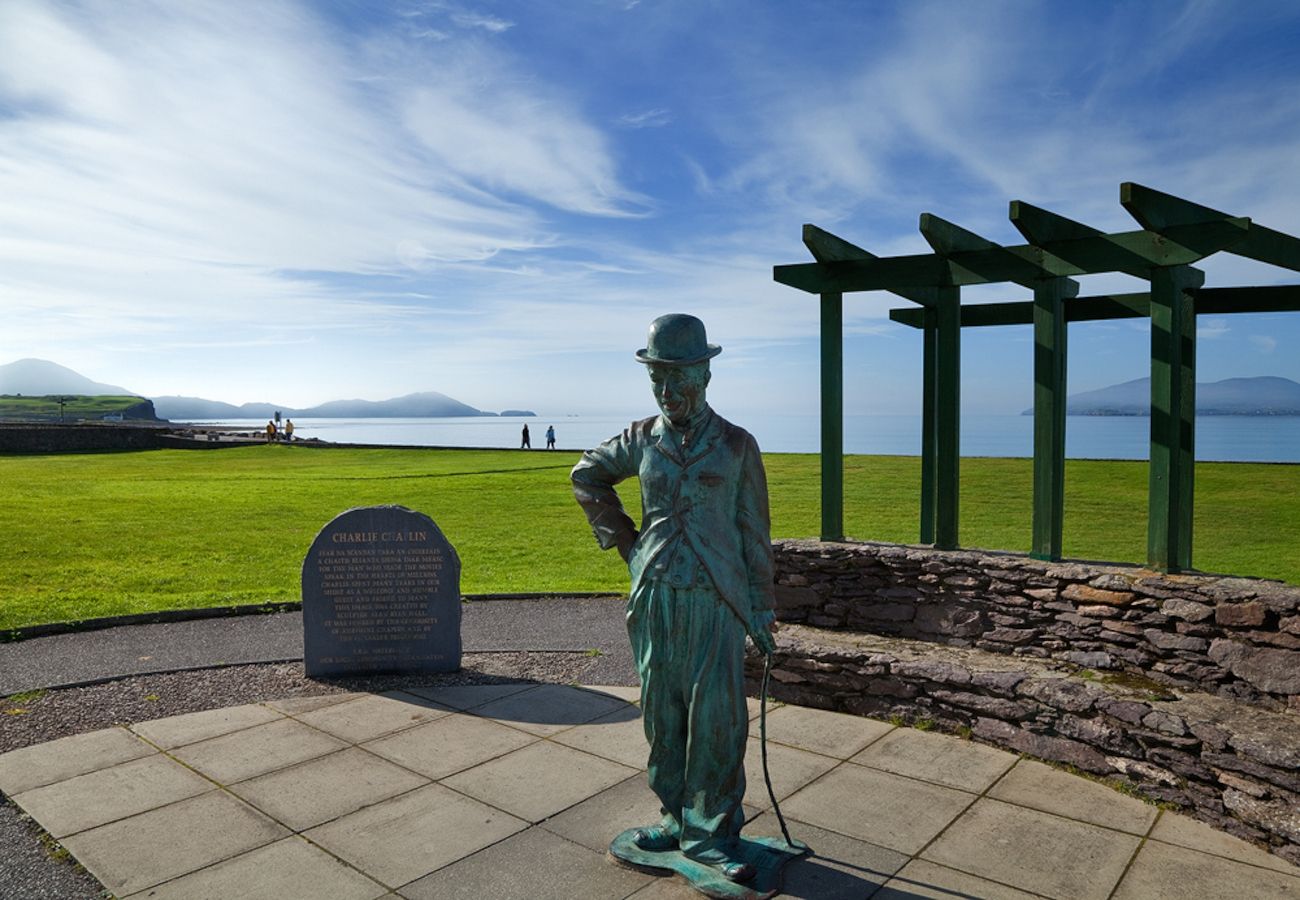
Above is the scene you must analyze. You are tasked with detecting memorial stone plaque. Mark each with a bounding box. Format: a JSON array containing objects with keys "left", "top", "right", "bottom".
[{"left": 302, "top": 505, "right": 461, "bottom": 677}]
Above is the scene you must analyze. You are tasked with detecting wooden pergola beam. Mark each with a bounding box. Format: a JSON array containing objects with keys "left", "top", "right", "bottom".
[
  {"left": 772, "top": 223, "right": 1240, "bottom": 294},
  {"left": 887, "top": 284, "right": 1300, "bottom": 328},
  {"left": 1123, "top": 182, "right": 1300, "bottom": 272}
]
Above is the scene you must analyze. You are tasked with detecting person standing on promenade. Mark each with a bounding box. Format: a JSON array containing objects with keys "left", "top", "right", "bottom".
[
  {"left": 265, "top": 420, "right": 276, "bottom": 442},
  {"left": 571, "top": 313, "right": 776, "bottom": 884},
  {"left": 546, "top": 425, "right": 556, "bottom": 449},
  {"left": 521, "top": 423, "right": 531, "bottom": 449}
]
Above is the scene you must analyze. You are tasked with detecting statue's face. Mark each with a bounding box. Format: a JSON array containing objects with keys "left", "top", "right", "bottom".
[{"left": 648, "top": 362, "right": 710, "bottom": 427}]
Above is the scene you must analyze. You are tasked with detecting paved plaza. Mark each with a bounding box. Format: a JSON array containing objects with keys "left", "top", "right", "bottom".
[{"left": 1, "top": 683, "right": 1297, "bottom": 899}]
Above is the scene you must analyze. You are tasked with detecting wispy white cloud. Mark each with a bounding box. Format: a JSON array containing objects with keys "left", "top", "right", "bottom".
[
  {"left": 450, "top": 10, "right": 513, "bottom": 33},
  {"left": 1199, "top": 318, "right": 1230, "bottom": 339},
  {"left": 1250, "top": 335, "right": 1278, "bottom": 354},
  {"left": 616, "top": 108, "right": 672, "bottom": 129}
]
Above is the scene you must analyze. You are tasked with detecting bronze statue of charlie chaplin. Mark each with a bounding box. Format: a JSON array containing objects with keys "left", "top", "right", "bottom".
[{"left": 572, "top": 314, "right": 803, "bottom": 897}]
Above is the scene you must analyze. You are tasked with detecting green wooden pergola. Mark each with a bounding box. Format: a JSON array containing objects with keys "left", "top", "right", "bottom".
[{"left": 773, "top": 183, "right": 1300, "bottom": 572}]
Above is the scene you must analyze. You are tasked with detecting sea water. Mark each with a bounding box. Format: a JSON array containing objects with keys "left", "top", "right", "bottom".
[{"left": 191, "top": 414, "right": 1300, "bottom": 463}]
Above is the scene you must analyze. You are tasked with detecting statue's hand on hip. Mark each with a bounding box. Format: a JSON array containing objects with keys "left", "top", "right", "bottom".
[{"left": 616, "top": 530, "right": 639, "bottom": 564}]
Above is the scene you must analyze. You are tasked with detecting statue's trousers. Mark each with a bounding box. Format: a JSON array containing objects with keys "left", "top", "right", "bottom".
[{"left": 629, "top": 580, "right": 748, "bottom": 857}]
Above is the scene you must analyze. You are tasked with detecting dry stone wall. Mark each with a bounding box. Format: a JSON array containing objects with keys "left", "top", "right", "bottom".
[
  {"left": 771, "top": 539, "right": 1300, "bottom": 711},
  {"left": 748, "top": 539, "right": 1300, "bottom": 866}
]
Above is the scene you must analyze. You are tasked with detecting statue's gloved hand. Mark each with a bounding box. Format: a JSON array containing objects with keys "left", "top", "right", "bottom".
[{"left": 749, "top": 609, "right": 777, "bottom": 655}]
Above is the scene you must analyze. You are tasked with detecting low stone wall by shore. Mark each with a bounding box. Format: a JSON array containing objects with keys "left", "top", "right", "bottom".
[
  {"left": 747, "top": 539, "right": 1300, "bottom": 865},
  {"left": 0, "top": 423, "right": 167, "bottom": 453}
]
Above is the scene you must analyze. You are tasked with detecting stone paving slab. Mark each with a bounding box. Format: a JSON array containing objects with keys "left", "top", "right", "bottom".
[
  {"left": 291, "top": 690, "right": 453, "bottom": 743},
  {"left": 1148, "top": 808, "right": 1300, "bottom": 875},
  {"left": 303, "top": 783, "right": 529, "bottom": 887},
  {"left": 129, "top": 701, "right": 285, "bottom": 749},
  {"left": 361, "top": 711, "right": 539, "bottom": 780},
  {"left": 550, "top": 705, "right": 652, "bottom": 768},
  {"left": 988, "top": 757, "right": 1158, "bottom": 835},
  {"left": 12, "top": 753, "right": 211, "bottom": 838},
  {"left": 171, "top": 717, "right": 349, "bottom": 783},
  {"left": 469, "top": 683, "right": 634, "bottom": 736},
  {"left": 751, "top": 703, "right": 893, "bottom": 758},
  {"left": 398, "top": 823, "right": 655, "bottom": 900},
  {"left": 741, "top": 739, "right": 838, "bottom": 812},
  {"left": 0, "top": 726, "right": 153, "bottom": 795},
  {"left": 228, "top": 747, "right": 429, "bottom": 831},
  {"left": 441, "top": 740, "right": 639, "bottom": 823},
  {"left": 4, "top": 683, "right": 1298, "bottom": 899},
  {"left": 779, "top": 762, "right": 977, "bottom": 854},
  {"left": 850, "top": 724, "right": 1017, "bottom": 793},
  {"left": 878, "top": 858, "right": 1047, "bottom": 899},
  {"left": 921, "top": 797, "right": 1142, "bottom": 900},
  {"left": 60, "top": 790, "right": 290, "bottom": 896},
  {"left": 123, "top": 836, "right": 389, "bottom": 900},
  {"left": 1111, "top": 837, "right": 1300, "bottom": 900}
]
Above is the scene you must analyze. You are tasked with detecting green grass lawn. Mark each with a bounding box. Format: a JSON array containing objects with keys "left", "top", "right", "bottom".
[{"left": 1, "top": 445, "right": 1296, "bottom": 631}]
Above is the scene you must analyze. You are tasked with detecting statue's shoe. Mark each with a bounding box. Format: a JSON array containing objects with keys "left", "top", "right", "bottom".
[
  {"left": 631, "top": 825, "right": 678, "bottom": 852},
  {"left": 717, "top": 860, "right": 756, "bottom": 883}
]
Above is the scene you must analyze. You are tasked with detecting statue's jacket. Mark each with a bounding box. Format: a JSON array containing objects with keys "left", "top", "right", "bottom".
[{"left": 571, "top": 408, "right": 775, "bottom": 629}]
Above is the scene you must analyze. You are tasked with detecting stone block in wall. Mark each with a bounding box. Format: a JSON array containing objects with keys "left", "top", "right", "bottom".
[
  {"left": 973, "top": 717, "right": 1111, "bottom": 773},
  {"left": 1063, "top": 584, "right": 1136, "bottom": 607},
  {"left": 1017, "top": 677, "right": 1102, "bottom": 713},
  {"left": 1224, "top": 789, "right": 1300, "bottom": 844},
  {"left": 774, "top": 584, "right": 820, "bottom": 610},
  {"left": 914, "top": 604, "right": 983, "bottom": 637},
  {"left": 1246, "top": 581, "right": 1300, "bottom": 614},
  {"left": 928, "top": 689, "right": 1035, "bottom": 720},
  {"left": 1144, "top": 629, "right": 1209, "bottom": 653},
  {"left": 1208, "top": 640, "right": 1300, "bottom": 694},
  {"left": 1162, "top": 598, "right": 1214, "bottom": 621},
  {"left": 1216, "top": 602, "right": 1268, "bottom": 628}
]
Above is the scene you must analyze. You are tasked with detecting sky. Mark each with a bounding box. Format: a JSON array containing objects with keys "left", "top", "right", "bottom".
[{"left": 2, "top": 0, "right": 1299, "bottom": 418}]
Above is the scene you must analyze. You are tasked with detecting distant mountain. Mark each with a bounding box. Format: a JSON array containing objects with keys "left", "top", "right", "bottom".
[
  {"left": 0, "top": 358, "right": 132, "bottom": 396},
  {"left": 155, "top": 391, "right": 495, "bottom": 420},
  {"left": 301, "top": 392, "right": 488, "bottom": 418},
  {"left": 3, "top": 359, "right": 520, "bottom": 421},
  {"left": 151, "top": 397, "right": 278, "bottom": 419},
  {"left": 1021, "top": 376, "right": 1300, "bottom": 416}
]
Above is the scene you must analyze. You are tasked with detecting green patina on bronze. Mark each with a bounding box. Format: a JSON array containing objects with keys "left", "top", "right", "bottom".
[
  {"left": 775, "top": 183, "right": 1300, "bottom": 572},
  {"left": 572, "top": 314, "right": 805, "bottom": 896}
]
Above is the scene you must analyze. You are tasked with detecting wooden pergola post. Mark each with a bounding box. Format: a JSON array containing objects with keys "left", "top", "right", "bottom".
[
  {"left": 819, "top": 291, "right": 844, "bottom": 541},
  {"left": 1147, "top": 266, "right": 1203, "bottom": 571},
  {"left": 1030, "top": 277, "right": 1075, "bottom": 560},
  {"left": 933, "top": 287, "right": 961, "bottom": 549}
]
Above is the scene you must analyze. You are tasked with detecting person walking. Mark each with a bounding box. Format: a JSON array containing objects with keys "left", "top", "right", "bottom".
[
  {"left": 520, "top": 423, "right": 531, "bottom": 449},
  {"left": 571, "top": 313, "right": 776, "bottom": 884},
  {"left": 546, "top": 425, "right": 556, "bottom": 449},
  {"left": 265, "top": 420, "right": 277, "bottom": 442},
  {"left": 284, "top": 419, "right": 294, "bottom": 442}
]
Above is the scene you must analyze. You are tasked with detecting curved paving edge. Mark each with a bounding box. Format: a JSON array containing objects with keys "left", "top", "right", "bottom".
[{"left": 1, "top": 684, "right": 1296, "bottom": 899}]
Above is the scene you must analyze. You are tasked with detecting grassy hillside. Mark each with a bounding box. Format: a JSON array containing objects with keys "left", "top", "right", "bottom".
[
  {"left": 0, "top": 446, "right": 1296, "bottom": 631},
  {"left": 0, "top": 394, "right": 154, "bottom": 421}
]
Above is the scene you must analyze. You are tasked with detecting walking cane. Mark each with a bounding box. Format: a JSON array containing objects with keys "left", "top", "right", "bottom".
[{"left": 758, "top": 648, "right": 808, "bottom": 853}]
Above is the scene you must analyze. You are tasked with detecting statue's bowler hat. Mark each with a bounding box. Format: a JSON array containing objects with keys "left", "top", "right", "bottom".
[{"left": 635, "top": 314, "right": 722, "bottom": 366}]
